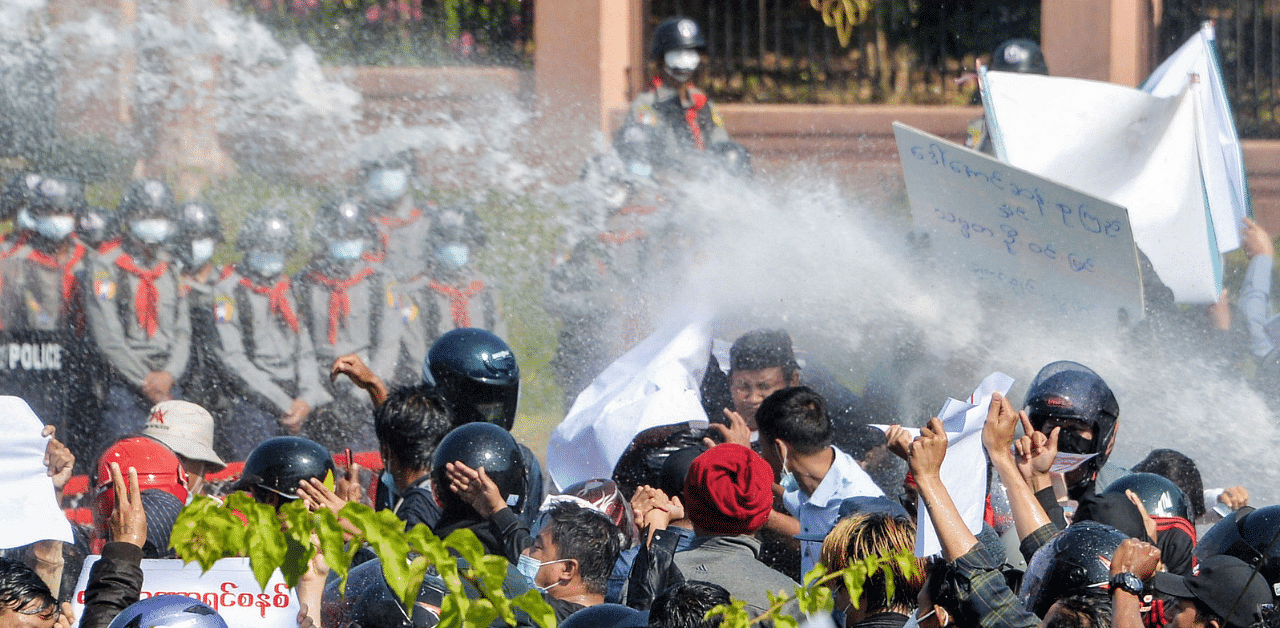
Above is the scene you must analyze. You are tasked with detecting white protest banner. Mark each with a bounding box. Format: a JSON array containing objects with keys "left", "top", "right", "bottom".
[
  {"left": 1143, "top": 21, "right": 1250, "bottom": 255},
  {"left": 0, "top": 396, "right": 74, "bottom": 549},
  {"left": 72, "top": 556, "right": 300, "bottom": 628},
  {"left": 981, "top": 70, "right": 1221, "bottom": 303},
  {"left": 892, "top": 123, "right": 1143, "bottom": 325}
]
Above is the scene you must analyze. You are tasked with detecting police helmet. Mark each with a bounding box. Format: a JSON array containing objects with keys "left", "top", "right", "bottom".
[
  {"left": 118, "top": 179, "right": 177, "bottom": 221},
  {"left": 108, "top": 595, "right": 228, "bottom": 628},
  {"left": 78, "top": 205, "right": 117, "bottom": 247},
  {"left": 424, "top": 328, "right": 520, "bottom": 430},
  {"left": 651, "top": 18, "right": 706, "bottom": 59},
  {"left": 431, "top": 422, "right": 527, "bottom": 515},
  {"left": 314, "top": 193, "right": 376, "bottom": 244},
  {"left": 360, "top": 153, "right": 417, "bottom": 209},
  {"left": 1196, "top": 506, "right": 1280, "bottom": 594},
  {"left": 3, "top": 172, "right": 42, "bottom": 222},
  {"left": 237, "top": 206, "right": 295, "bottom": 253},
  {"left": 28, "top": 175, "right": 85, "bottom": 216},
  {"left": 1102, "top": 472, "right": 1191, "bottom": 520},
  {"left": 1021, "top": 521, "right": 1128, "bottom": 617},
  {"left": 990, "top": 39, "right": 1049, "bottom": 75},
  {"left": 322, "top": 558, "right": 445, "bottom": 628},
  {"left": 1024, "top": 361, "right": 1119, "bottom": 466},
  {"left": 235, "top": 436, "right": 334, "bottom": 503},
  {"left": 178, "top": 202, "right": 223, "bottom": 243}
]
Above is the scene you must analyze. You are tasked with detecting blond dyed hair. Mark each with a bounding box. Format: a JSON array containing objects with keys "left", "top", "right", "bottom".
[{"left": 819, "top": 511, "right": 926, "bottom": 611}]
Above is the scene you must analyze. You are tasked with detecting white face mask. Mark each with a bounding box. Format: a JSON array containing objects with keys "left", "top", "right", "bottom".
[
  {"left": 364, "top": 169, "right": 409, "bottom": 205},
  {"left": 189, "top": 238, "right": 216, "bottom": 267},
  {"left": 328, "top": 239, "right": 365, "bottom": 261},
  {"left": 664, "top": 48, "right": 701, "bottom": 81},
  {"left": 131, "top": 218, "right": 174, "bottom": 244},
  {"left": 15, "top": 209, "right": 35, "bottom": 231},
  {"left": 34, "top": 215, "right": 76, "bottom": 241},
  {"left": 246, "top": 251, "right": 286, "bottom": 277},
  {"left": 436, "top": 243, "right": 469, "bottom": 270}
]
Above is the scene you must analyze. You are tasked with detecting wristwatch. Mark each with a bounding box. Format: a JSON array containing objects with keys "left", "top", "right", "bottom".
[{"left": 1110, "top": 572, "right": 1144, "bottom": 596}]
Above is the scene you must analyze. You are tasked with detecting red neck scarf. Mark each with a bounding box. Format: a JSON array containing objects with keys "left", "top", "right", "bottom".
[
  {"left": 310, "top": 267, "right": 374, "bottom": 344},
  {"left": 427, "top": 280, "right": 485, "bottom": 328},
  {"left": 27, "top": 242, "right": 86, "bottom": 309},
  {"left": 650, "top": 77, "right": 708, "bottom": 150},
  {"left": 240, "top": 275, "right": 299, "bottom": 334},
  {"left": 115, "top": 255, "right": 169, "bottom": 338}
]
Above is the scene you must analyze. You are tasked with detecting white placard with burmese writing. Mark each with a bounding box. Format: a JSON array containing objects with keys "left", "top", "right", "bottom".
[
  {"left": 71, "top": 556, "right": 300, "bottom": 628},
  {"left": 893, "top": 122, "right": 1143, "bottom": 327}
]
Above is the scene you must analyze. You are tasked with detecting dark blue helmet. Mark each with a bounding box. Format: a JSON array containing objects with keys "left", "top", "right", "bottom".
[
  {"left": 108, "top": 595, "right": 227, "bottom": 628},
  {"left": 650, "top": 18, "right": 706, "bottom": 59},
  {"left": 990, "top": 39, "right": 1049, "bottom": 75},
  {"left": 1021, "top": 521, "right": 1128, "bottom": 617},
  {"left": 1196, "top": 506, "right": 1280, "bottom": 595},
  {"left": 424, "top": 328, "right": 520, "bottom": 430},
  {"left": 322, "top": 558, "right": 444, "bottom": 628},
  {"left": 431, "top": 422, "right": 527, "bottom": 515},
  {"left": 1103, "top": 472, "right": 1190, "bottom": 520},
  {"left": 235, "top": 436, "right": 334, "bottom": 504},
  {"left": 1024, "top": 361, "right": 1119, "bottom": 467}
]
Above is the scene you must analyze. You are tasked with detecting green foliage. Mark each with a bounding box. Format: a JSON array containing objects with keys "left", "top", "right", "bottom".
[
  {"left": 707, "top": 549, "right": 920, "bottom": 628},
  {"left": 170, "top": 496, "right": 556, "bottom": 628}
]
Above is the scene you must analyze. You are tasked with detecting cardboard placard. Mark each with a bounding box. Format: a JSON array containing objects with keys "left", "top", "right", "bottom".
[
  {"left": 893, "top": 122, "right": 1143, "bottom": 326},
  {"left": 72, "top": 556, "right": 300, "bottom": 628}
]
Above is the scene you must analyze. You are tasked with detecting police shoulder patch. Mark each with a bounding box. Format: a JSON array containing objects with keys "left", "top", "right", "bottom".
[
  {"left": 385, "top": 281, "right": 400, "bottom": 308},
  {"left": 92, "top": 269, "right": 116, "bottom": 301},
  {"left": 213, "top": 294, "right": 235, "bottom": 323},
  {"left": 401, "top": 303, "right": 419, "bottom": 323},
  {"left": 710, "top": 103, "right": 726, "bottom": 128}
]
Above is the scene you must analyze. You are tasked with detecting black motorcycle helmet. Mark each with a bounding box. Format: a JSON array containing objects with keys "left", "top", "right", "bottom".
[
  {"left": 27, "top": 175, "right": 86, "bottom": 244},
  {"left": 237, "top": 206, "right": 295, "bottom": 253},
  {"left": 118, "top": 179, "right": 177, "bottom": 221},
  {"left": 423, "top": 328, "right": 520, "bottom": 430},
  {"left": 1021, "top": 521, "right": 1128, "bottom": 617},
  {"left": 1196, "top": 506, "right": 1280, "bottom": 594},
  {"left": 314, "top": 193, "right": 376, "bottom": 244},
  {"left": 431, "top": 422, "right": 527, "bottom": 515},
  {"left": 3, "top": 172, "right": 42, "bottom": 222},
  {"left": 322, "top": 558, "right": 445, "bottom": 628},
  {"left": 1024, "top": 361, "right": 1119, "bottom": 471},
  {"left": 650, "top": 17, "right": 706, "bottom": 59},
  {"left": 1102, "top": 472, "right": 1191, "bottom": 520},
  {"left": 235, "top": 436, "right": 334, "bottom": 506},
  {"left": 990, "top": 38, "right": 1049, "bottom": 75},
  {"left": 78, "top": 205, "right": 117, "bottom": 247}
]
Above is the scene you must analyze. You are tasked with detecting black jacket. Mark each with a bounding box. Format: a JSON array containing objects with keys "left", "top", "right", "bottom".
[{"left": 80, "top": 543, "right": 144, "bottom": 628}]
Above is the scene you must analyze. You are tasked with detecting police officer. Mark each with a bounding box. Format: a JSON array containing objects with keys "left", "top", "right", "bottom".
[
  {"left": 0, "top": 172, "right": 41, "bottom": 263},
  {"left": 173, "top": 201, "right": 230, "bottom": 418},
  {"left": 617, "top": 18, "right": 731, "bottom": 170},
  {"left": 212, "top": 207, "right": 332, "bottom": 460},
  {"left": 359, "top": 153, "right": 433, "bottom": 281},
  {"left": 400, "top": 205, "right": 505, "bottom": 372},
  {"left": 295, "top": 194, "right": 404, "bottom": 453},
  {"left": 82, "top": 179, "right": 191, "bottom": 452}
]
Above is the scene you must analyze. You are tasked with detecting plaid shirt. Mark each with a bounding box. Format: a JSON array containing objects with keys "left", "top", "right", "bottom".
[{"left": 951, "top": 524, "right": 1059, "bottom": 628}]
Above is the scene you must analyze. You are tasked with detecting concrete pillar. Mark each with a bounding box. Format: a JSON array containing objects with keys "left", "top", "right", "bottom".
[
  {"left": 1042, "top": 0, "right": 1152, "bottom": 86},
  {"left": 533, "top": 0, "right": 640, "bottom": 178}
]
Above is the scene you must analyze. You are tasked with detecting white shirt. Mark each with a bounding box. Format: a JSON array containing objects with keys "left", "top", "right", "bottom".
[{"left": 783, "top": 445, "right": 884, "bottom": 576}]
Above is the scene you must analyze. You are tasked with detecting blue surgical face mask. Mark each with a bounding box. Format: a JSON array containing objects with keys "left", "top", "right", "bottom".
[
  {"left": 516, "top": 554, "right": 569, "bottom": 593},
  {"left": 329, "top": 239, "right": 365, "bottom": 261},
  {"left": 832, "top": 603, "right": 853, "bottom": 628},
  {"left": 365, "top": 169, "right": 409, "bottom": 205},
  {"left": 246, "top": 251, "right": 286, "bottom": 277},
  {"left": 131, "top": 218, "right": 175, "bottom": 244},
  {"left": 189, "top": 238, "right": 216, "bottom": 267},
  {"left": 779, "top": 450, "right": 799, "bottom": 494},
  {"left": 436, "top": 243, "right": 469, "bottom": 270},
  {"left": 34, "top": 215, "right": 76, "bottom": 241}
]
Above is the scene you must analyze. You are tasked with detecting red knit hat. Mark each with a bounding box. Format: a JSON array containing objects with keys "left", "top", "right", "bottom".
[{"left": 683, "top": 444, "right": 774, "bottom": 535}]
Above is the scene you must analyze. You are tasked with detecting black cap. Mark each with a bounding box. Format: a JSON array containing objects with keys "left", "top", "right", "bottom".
[{"left": 1153, "top": 555, "right": 1273, "bottom": 628}]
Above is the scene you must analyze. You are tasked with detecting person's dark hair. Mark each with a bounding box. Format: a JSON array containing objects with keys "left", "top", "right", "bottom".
[
  {"left": 837, "top": 423, "right": 887, "bottom": 463},
  {"left": 1190, "top": 598, "right": 1226, "bottom": 628},
  {"left": 1131, "top": 449, "right": 1206, "bottom": 520},
  {"left": 374, "top": 384, "right": 453, "bottom": 471},
  {"left": 755, "top": 386, "right": 831, "bottom": 454},
  {"left": 0, "top": 558, "right": 56, "bottom": 618},
  {"left": 729, "top": 329, "right": 799, "bottom": 381},
  {"left": 649, "top": 581, "right": 731, "bottom": 628},
  {"left": 543, "top": 502, "right": 622, "bottom": 596},
  {"left": 1044, "top": 594, "right": 1113, "bottom": 628}
]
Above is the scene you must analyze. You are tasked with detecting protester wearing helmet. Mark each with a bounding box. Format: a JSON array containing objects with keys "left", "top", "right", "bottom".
[
  {"left": 399, "top": 204, "right": 504, "bottom": 380},
  {"left": 212, "top": 206, "right": 332, "bottom": 460},
  {"left": 1103, "top": 472, "right": 1197, "bottom": 576},
  {"left": 81, "top": 179, "right": 191, "bottom": 453},
  {"left": 235, "top": 436, "right": 335, "bottom": 508},
  {"left": 172, "top": 201, "right": 229, "bottom": 421},
  {"left": 106, "top": 596, "right": 228, "bottom": 628},
  {"left": 93, "top": 436, "right": 189, "bottom": 557},
  {"left": 359, "top": 152, "right": 434, "bottom": 282},
  {"left": 295, "top": 193, "right": 404, "bottom": 454},
  {"left": 1023, "top": 360, "right": 1119, "bottom": 507},
  {"left": 1195, "top": 505, "right": 1280, "bottom": 596},
  {"left": 431, "top": 422, "right": 529, "bottom": 554},
  {"left": 616, "top": 17, "right": 733, "bottom": 172}
]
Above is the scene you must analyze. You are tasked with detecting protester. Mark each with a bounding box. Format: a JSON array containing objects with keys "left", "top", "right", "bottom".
[
  {"left": 1152, "top": 555, "right": 1273, "bottom": 628},
  {"left": 647, "top": 581, "right": 731, "bottom": 628},
  {"left": 141, "top": 401, "right": 226, "bottom": 498},
  {"left": 0, "top": 557, "right": 68, "bottom": 628},
  {"left": 817, "top": 509, "right": 923, "bottom": 628},
  {"left": 91, "top": 437, "right": 188, "bottom": 558},
  {"left": 519, "top": 501, "right": 623, "bottom": 621},
  {"left": 369, "top": 383, "right": 452, "bottom": 529}
]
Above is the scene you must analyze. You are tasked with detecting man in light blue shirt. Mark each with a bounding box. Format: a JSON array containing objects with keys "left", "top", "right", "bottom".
[{"left": 755, "top": 386, "right": 884, "bottom": 576}]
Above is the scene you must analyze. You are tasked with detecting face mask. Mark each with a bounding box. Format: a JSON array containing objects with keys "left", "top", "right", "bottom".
[
  {"left": 664, "top": 49, "right": 700, "bottom": 79},
  {"left": 329, "top": 239, "right": 365, "bottom": 261},
  {"left": 365, "top": 169, "right": 409, "bottom": 205},
  {"left": 601, "top": 183, "right": 628, "bottom": 209},
  {"left": 34, "top": 215, "right": 76, "bottom": 241},
  {"left": 246, "top": 251, "right": 286, "bottom": 277},
  {"left": 779, "top": 450, "right": 799, "bottom": 494},
  {"left": 832, "top": 603, "right": 853, "bottom": 628},
  {"left": 15, "top": 209, "right": 35, "bottom": 231},
  {"left": 190, "top": 238, "right": 216, "bottom": 267},
  {"left": 515, "top": 554, "right": 569, "bottom": 592},
  {"left": 436, "top": 243, "right": 469, "bottom": 270},
  {"left": 131, "top": 218, "right": 174, "bottom": 244}
]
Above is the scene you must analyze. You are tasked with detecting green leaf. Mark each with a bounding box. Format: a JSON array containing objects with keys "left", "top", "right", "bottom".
[
  {"left": 315, "top": 509, "right": 359, "bottom": 593},
  {"left": 171, "top": 496, "right": 245, "bottom": 572},
  {"left": 444, "top": 528, "right": 486, "bottom": 568},
  {"left": 439, "top": 593, "right": 469, "bottom": 628},
  {"left": 774, "top": 613, "right": 800, "bottom": 628},
  {"left": 802, "top": 563, "right": 828, "bottom": 588},
  {"left": 237, "top": 495, "right": 288, "bottom": 590},
  {"left": 511, "top": 589, "right": 557, "bottom": 628},
  {"left": 462, "top": 598, "right": 499, "bottom": 628}
]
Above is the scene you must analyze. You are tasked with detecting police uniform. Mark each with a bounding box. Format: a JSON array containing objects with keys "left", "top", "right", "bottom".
[
  {"left": 81, "top": 242, "right": 190, "bottom": 448},
  {"left": 294, "top": 260, "right": 404, "bottom": 453},
  {"left": 621, "top": 78, "right": 730, "bottom": 160},
  {"left": 210, "top": 268, "right": 334, "bottom": 460},
  {"left": 179, "top": 267, "right": 233, "bottom": 427},
  {"left": 400, "top": 269, "right": 506, "bottom": 369},
  {"left": 365, "top": 202, "right": 434, "bottom": 282}
]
